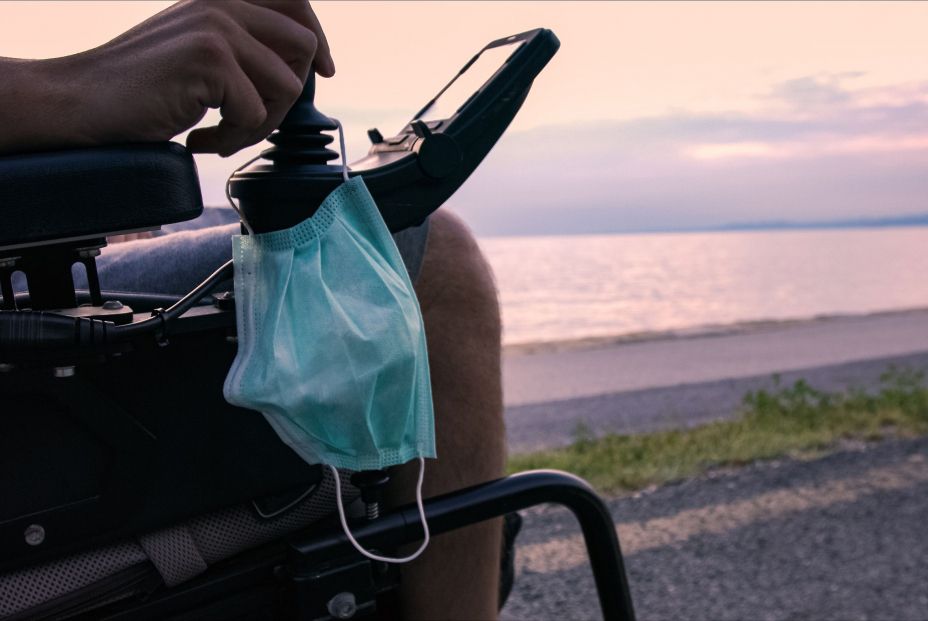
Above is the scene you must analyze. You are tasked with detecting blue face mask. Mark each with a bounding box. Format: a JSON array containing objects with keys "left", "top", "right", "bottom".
[{"left": 223, "top": 122, "right": 435, "bottom": 562}]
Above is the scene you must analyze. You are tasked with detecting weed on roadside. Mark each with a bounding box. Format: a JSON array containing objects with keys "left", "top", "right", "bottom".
[{"left": 507, "top": 367, "right": 928, "bottom": 493}]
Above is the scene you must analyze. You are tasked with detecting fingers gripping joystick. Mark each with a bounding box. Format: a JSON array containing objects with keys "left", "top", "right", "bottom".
[{"left": 229, "top": 73, "right": 348, "bottom": 233}]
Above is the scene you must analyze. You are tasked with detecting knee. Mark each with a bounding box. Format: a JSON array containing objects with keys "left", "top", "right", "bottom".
[
  {"left": 411, "top": 210, "right": 506, "bottom": 485},
  {"left": 415, "top": 209, "right": 500, "bottom": 344}
]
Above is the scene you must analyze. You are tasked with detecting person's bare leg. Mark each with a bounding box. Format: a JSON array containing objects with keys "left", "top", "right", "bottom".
[{"left": 387, "top": 209, "right": 505, "bottom": 620}]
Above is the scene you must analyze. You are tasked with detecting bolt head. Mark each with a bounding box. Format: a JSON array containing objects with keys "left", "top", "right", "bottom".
[
  {"left": 53, "top": 366, "right": 76, "bottom": 378},
  {"left": 327, "top": 592, "right": 357, "bottom": 619},
  {"left": 24, "top": 524, "right": 45, "bottom": 546}
]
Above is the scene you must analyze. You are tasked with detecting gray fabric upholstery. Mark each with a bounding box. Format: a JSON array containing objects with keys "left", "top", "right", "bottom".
[
  {"left": 139, "top": 526, "right": 208, "bottom": 588},
  {"left": 0, "top": 469, "right": 357, "bottom": 620}
]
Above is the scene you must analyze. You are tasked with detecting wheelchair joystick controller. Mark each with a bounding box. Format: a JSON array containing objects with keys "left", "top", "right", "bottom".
[
  {"left": 260, "top": 72, "right": 340, "bottom": 168},
  {"left": 229, "top": 73, "right": 348, "bottom": 234}
]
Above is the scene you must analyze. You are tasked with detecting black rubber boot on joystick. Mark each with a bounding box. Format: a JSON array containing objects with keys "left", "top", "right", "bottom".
[
  {"left": 260, "top": 73, "right": 340, "bottom": 167},
  {"left": 228, "top": 73, "right": 348, "bottom": 233}
]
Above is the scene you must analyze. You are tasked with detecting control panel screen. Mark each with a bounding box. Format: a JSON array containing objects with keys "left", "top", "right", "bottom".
[{"left": 418, "top": 40, "right": 524, "bottom": 123}]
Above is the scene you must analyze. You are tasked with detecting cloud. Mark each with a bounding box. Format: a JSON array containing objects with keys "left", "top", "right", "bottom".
[
  {"left": 767, "top": 72, "right": 864, "bottom": 107},
  {"left": 448, "top": 77, "right": 928, "bottom": 236},
  {"left": 189, "top": 75, "right": 928, "bottom": 237}
]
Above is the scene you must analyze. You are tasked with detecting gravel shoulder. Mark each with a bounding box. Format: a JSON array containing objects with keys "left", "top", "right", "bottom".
[{"left": 502, "top": 437, "right": 928, "bottom": 621}]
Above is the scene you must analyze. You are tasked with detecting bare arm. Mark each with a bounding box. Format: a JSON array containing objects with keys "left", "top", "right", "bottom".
[{"left": 0, "top": 0, "right": 334, "bottom": 157}]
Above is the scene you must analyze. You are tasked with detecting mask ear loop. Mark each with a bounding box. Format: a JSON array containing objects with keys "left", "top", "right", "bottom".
[
  {"left": 225, "top": 154, "right": 259, "bottom": 236},
  {"left": 329, "top": 457, "right": 431, "bottom": 564},
  {"left": 330, "top": 119, "right": 423, "bottom": 562},
  {"left": 332, "top": 118, "right": 350, "bottom": 183}
]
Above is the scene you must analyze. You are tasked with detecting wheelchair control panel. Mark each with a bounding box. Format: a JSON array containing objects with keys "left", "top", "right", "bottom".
[{"left": 230, "top": 28, "right": 560, "bottom": 234}]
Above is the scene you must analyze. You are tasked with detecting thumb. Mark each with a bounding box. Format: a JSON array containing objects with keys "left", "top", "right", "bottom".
[{"left": 187, "top": 115, "right": 269, "bottom": 157}]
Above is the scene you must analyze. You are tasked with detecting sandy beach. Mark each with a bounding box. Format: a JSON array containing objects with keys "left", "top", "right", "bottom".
[{"left": 503, "top": 308, "right": 928, "bottom": 452}]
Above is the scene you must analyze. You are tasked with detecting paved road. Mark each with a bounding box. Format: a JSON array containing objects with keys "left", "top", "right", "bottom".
[
  {"left": 504, "top": 310, "right": 928, "bottom": 452},
  {"left": 501, "top": 437, "right": 928, "bottom": 621}
]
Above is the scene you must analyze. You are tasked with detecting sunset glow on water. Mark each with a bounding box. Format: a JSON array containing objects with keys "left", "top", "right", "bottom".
[{"left": 481, "top": 227, "right": 928, "bottom": 346}]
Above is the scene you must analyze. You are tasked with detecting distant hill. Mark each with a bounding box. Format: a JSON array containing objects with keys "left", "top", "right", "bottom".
[
  {"left": 472, "top": 211, "right": 928, "bottom": 237},
  {"left": 712, "top": 213, "right": 928, "bottom": 233}
]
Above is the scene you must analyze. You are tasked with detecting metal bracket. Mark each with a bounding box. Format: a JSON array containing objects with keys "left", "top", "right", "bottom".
[{"left": 289, "top": 553, "right": 399, "bottom": 621}]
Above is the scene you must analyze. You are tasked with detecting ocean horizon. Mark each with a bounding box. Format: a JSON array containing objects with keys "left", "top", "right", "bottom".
[{"left": 470, "top": 217, "right": 928, "bottom": 239}]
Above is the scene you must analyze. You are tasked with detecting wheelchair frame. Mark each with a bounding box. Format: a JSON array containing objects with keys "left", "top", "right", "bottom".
[
  {"left": 1, "top": 136, "right": 637, "bottom": 619},
  {"left": 88, "top": 471, "right": 636, "bottom": 621}
]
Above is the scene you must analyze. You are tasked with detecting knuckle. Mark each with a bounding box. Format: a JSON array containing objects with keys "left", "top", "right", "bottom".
[
  {"left": 281, "top": 74, "right": 304, "bottom": 101},
  {"left": 194, "top": 3, "right": 238, "bottom": 38},
  {"left": 230, "top": 110, "right": 265, "bottom": 134},
  {"left": 245, "top": 103, "right": 269, "bottom": 129},
  {"left": 191, "top": 32, "right": 229, "bottom": 65},
  {"left": 295, "top": 29, "right": 318, "bottom": 57}
]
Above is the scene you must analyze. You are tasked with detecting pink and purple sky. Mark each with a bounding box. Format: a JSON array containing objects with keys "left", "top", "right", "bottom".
[{"left": 4, "top": 1, "right": 928, "bottom": 235}]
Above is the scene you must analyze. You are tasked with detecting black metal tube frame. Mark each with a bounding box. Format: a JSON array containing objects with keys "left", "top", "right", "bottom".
[
  {"left": 89, "top": 469, "right": 635, "bottom": 620},
  {"left": 291, "top": 469, "right": 636, "bottom": 621}
]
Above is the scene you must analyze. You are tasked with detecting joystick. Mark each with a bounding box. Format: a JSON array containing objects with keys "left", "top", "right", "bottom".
[
  {"left": 260, "top": 73, "right": 340, "bottom": 168},
  {"left": 229, "top": 73, "right": 348, "bottom": 233}
]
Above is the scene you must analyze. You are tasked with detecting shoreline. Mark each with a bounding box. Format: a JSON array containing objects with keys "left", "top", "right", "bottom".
[
  {"left": 503, "top": 307, "right": 928, "bottom": 450},
  {"left": 503, "top": 306, "right": 928, "bottom": 356}
]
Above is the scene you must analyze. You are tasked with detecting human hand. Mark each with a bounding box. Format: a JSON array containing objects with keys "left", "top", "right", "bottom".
[{"left": 58, "top": 0, "right": 333, "bottom": 156}]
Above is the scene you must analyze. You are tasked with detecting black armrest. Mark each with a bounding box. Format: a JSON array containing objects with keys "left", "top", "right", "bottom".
[{"left": 0, "top": 142, "right": 203, "bottom": 250}]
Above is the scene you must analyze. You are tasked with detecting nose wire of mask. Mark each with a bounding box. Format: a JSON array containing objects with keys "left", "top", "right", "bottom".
[
  {"left": 226, "top": 120, "right": 431, "bottom": 563},
  {"left": 330, "top": 458, "right": 431, "bottom": 564}
]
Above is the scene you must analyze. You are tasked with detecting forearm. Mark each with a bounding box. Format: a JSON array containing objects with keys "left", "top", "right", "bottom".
[
  {"left": 1, "top": 1, "right": 333, "bottom": 158},
  {"left": 0, "top": 56, "right": 93, "bottom": 155}
]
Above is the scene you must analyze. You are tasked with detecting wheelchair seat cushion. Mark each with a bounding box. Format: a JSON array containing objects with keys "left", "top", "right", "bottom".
[{"left": 0, "top": 142, "right": 202, "bottom": 250}]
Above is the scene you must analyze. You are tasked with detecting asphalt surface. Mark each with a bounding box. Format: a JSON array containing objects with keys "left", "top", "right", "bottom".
[
  {"left": 504, "top": 310, "right": 928, "bottom": 452},
  {"left": 501, "top": 437, "right": 928, "bottom": 621}
]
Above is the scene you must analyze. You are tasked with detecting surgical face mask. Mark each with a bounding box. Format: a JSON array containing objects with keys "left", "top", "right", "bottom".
[{"left": 223, "top": 121, "right": 435, "bottom": 563}]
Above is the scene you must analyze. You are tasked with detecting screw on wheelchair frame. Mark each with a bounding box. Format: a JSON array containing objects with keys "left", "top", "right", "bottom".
[
  {"left": 24, "top": 524, "right": 45, "bottom": 546},
  {"left": 350, "top": 470, "right": 390, "bottom": 521},
  {"left": 327, "top": 592, "right": 358, "bottom": 619},
  {"left": 53, "top": 365, "right": 75, "bottom": 378}
]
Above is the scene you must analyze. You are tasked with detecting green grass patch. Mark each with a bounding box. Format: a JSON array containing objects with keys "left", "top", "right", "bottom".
[{"left": 507, "top": 367, "right": 928, "bottom": 493}]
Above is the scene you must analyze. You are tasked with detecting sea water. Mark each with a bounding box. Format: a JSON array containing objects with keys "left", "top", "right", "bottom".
[{"left": 478, "top": 227, "right": 928, "bottom": 347}]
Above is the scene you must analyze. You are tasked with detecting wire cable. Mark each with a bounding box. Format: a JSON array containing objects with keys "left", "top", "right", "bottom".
[{"left": 116, "top": 259, "right": 233, "bottom": 338}]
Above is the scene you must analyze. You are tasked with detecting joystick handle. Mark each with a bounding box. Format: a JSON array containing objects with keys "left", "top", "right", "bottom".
[{"left": 260, "top": 73, "right": 341, "bottom": 167}]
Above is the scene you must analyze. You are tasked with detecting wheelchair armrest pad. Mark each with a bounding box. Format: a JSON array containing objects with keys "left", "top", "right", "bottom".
[{"left": 0, "top": 142, "right": 203, "bottom": 250}]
